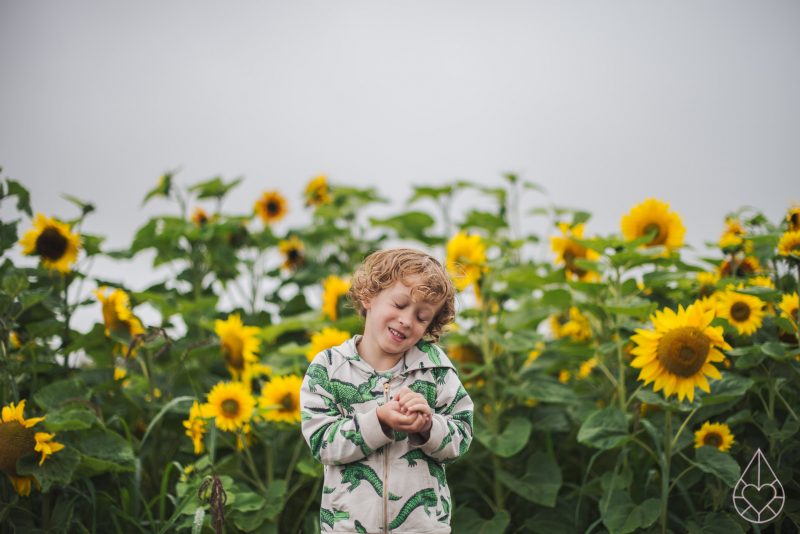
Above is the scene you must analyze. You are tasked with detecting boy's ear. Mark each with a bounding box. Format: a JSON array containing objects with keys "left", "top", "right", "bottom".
[{"left": 361, "top": 298, "right": 371, "bottom": 311}]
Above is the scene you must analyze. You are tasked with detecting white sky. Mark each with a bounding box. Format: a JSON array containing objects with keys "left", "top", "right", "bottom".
[{"left": 2, "top": 1, "right": 799, "bottom": 294}]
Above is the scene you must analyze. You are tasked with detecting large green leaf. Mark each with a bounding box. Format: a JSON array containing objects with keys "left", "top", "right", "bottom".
[
  {"left": 519, "top": 376, "right": 579, "bottom": 404},
  {"left": 577, "top": 408, "right": 629, "bottom": 450},
  {"left": 701, "top": 374, "right": 754, "bottom": 406},
  {"left": 495, "top": 453, "right": 561, "bottom": 506},
  {"left": 33, "top": 378, "right": 91, "bottom": 411},
  {"left": 451, "top": 508, "right": 510, "bottom": 534},
  {"left": 44, "top": 407, "right": 100, "bottom": 431},
  {"left": 600, "top": 491, "right": 660, "bottom": 534},
  {"left": 188, "top": 175, "right": 243, "bottom": 200},
  {"left": 16, "top": 446, "right": 81, "bottom": 492},
  {"left": 694, "top": 447, "right": 741, "bottom": 486},
  {"left": 72, "top": 427, "right": 136, "bottom": 475},
  {"left": 369, "top": 211, "right": 440, "bottom": 244},
  {"left": 475, "top": 416, "right": 532, "bottom": 458}
]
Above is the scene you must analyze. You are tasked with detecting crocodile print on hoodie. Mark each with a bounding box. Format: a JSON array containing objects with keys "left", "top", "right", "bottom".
[{"left": 301, "top": 336, "right": 474, "bottom": 533}]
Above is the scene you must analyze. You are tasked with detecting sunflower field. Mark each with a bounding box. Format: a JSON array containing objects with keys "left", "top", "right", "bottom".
[{"left": 1, "top": 170, "right": 799, "bottom": 533}]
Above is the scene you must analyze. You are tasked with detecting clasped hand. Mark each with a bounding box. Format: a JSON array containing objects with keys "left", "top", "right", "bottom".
[{"left": 377, "top": 386, "right": 432, "bottom": 435}]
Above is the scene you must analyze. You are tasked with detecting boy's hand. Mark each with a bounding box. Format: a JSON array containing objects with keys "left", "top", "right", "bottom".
[
  {"left": 377, "top": 398, "right": 432, "bottom": 435},
  {"left": 395, "top": 387, "right": 433, "bottom": 435}
]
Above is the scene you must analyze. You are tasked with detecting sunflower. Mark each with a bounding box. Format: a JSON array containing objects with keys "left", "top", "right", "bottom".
[
  {"left": 321, "top": 275, "right": 351, "bottom": 321},
  {"left": 191, "top": 207, "right": 210, "bottom": 226},
  {"left": 716, "top": 286, "right": 765, "bottom": 336},
  {"left": 214, "top": 314, "right": 261, "bottom": 380},
  {"left": 693, "top": 421, "right": 735, "bottom": 452},
  {"left": 630, "top": 303, "right": 731, "bottom": 402},
  {"left": 578, "top": 357, "right": 598, "bottom": 379},
  {"left": 787, "top": 206, "right": 800, "bottom": 231},
  {"left": 777, "top": 230, "right": 800, "bottom": 258},
  {"left": 182, "top": 401, "right": 208, "bottom": 455},
  {"left": 524, "top": 342, "right": 545, "bottom": 366},
  {"left": 449, "top": 344, "right": 483, "bottom": 365},
  {"left": 259, "top": 375, "right": 303, "bottom": 424},
  {"left": 718, "top": 255, "right": 761, "bottom": 278},
  {"left": 0, "top": 400, "right": 63, "bottom": 496},
  {"left": 94, "top": 287, "right": 145, "bottom": 342},
  {"left": 19, "top": 213, "right": 81, "bottom": 273},
  {"left": 254, "top": 191, "right": 288, "bottom": 224},
  {"left": 620, "top": 198, "right": 685, "bottom": 252},
  {"left": 779, "top": 292, "right": 799, "bottom": 330},
  {"left": 203, "top": 382, "right": 255, "bottom": 432},
  {"left": 446, "top": 231, "right": 487, "bottom": 292},
  {"left": 558, "top": 369, "right": 571, "bottom": 384},
  {"left": 693, "top": 294, "right": 719, "bottom": 318},
  {"left": 748, "top": 276, "right": 774, "bottom": 289},
  {"left": 550, "top": 223, "right": 600, "bottom": 281},
  {"left": 551, "top": 307, "right": 592, "bottom": 342},
  {"left": 9, "top": 332, "right": 21, "bottom": 349},
  {"left": 306, "top": 327, "right": 350, "bottom": 362},
  {"left": 304, "top": 175, "right": 332, "bottom": 207},
  {"left": 696, "top": 271, "right": 719, "bottom": 297},
  {"left": 718, "top": 218, "right": 745, "bottom": 250},
  {"left": 278, "top": 235, "right": 305, "bottom": 270}
]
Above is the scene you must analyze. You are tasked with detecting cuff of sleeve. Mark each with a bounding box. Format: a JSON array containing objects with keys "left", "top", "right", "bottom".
[
  {"left": 359, "top": 408, "right": 394, "bottom": 451},
  {"left": 413, "top": 415, "right": 447, "bottom": 453}
]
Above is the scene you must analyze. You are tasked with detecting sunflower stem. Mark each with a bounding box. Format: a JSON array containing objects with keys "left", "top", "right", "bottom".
[
  {"left": 670, "top": 407, "right": 698, "bottom": 451},
  {"left": 290, "top": 475, "right": 320, "bottom": 533},
  {"left": 660, "top": 410, "right": 673, "bottom": 534},
  {"left": 239, "top": 433, "right": 268, "bottom": 494},
  {"left": 282, "top": 436, "right": 305, "bottom": 492}
]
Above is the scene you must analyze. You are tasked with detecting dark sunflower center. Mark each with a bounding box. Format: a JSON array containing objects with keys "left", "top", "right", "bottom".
[
  {"left": 280, "top": 393, "right": 294, "bottom": 411},
  {"left": 287, "top": 248, "right": 300, "bottom": 261},
  {"left": 223, "top": 340, "right": 245, "bottom": 371},
  {"left": 221, "top": 399, "right": 240, "bottom": 417},
  {"left": 36, "top": 227, "right": 69, "bottom": 260},
  {"left": 730, "top": 302, "right": 751, "bottom": 322},
  {"left": 657, "top": 326, "right": 711, "bottom": 378},
  {"left": 791, "top": 213, "right": 799, "bottom": 230},
  {"left": 643, "top": 223, "right": 666, "bottom": 246},
  {"left": 0, "top": 422, "right": 36, "bottom": 476},
  {"left": 266, "top": 200, "right": 280, "bottom": 215},
  {"left": 703, "top": 432, "right": 723, "bottom": 447}
]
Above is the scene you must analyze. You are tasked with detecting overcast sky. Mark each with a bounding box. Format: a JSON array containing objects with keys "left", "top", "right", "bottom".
[{"left": 2, "top": 1, "right": 799, "bottom": 292}]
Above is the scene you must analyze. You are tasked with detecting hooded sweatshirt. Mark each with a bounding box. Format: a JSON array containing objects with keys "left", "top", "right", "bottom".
[{"left": 300, "top": 336, "right": 474, "bottom": 533}]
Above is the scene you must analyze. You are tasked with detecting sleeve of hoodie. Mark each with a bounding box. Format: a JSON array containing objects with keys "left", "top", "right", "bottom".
[
  {"left": 410, "top": 368, "right": 474, "bottom": 463},
  {"left": 300, "top": 353, "right": 394, "bottom": 465}
]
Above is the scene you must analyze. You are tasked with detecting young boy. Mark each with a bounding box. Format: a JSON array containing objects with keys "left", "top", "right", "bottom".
[{"left": 301, "top": 248, "right": 474, "bottom": 533}]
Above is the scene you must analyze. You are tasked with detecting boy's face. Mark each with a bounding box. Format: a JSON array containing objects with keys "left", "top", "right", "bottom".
[{"left": 361, "top": 277, "right": 443, "bottom": 360}]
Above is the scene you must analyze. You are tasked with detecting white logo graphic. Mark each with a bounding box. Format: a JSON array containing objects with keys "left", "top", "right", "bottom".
[{"left": 732, "top": 448, "right": 785, "bottom": 524}]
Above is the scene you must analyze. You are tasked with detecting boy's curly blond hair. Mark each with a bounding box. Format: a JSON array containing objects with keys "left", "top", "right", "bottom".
[{"left": 348, "top": 248, "right": 456, "bottom": 342}]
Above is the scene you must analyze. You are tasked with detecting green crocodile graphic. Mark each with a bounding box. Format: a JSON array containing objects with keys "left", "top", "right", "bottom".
[
  {"left": 341, "top": 428, "right": 374, "bottom": 457},
  {"left": 332, "top": 374, "right": 381, "bottom": 413},
  {"left": 433, "top": 421, "right": 455, "bottom": 454},
  {"left": 400, "top": 449, "right": 446, "bottom": 488},
  {"left": 409, "top": 380, "right": 437, "bottom": 407},
  {"left": 438, "top": 384, "right": 469, "bottom": 415},
  {"left": 417, "top": 341, "right": 443, "bottom": 365},
  {"left": 320, "top": 507, "right": 349, "bottom": 528},
  {"left": 439, "top": 495, "right": 450, "bottom": 522},
  {"left": 388, "top": 488, "right": 438, "bottom": 530},
  {"left": 309, "top": 424, "right": 328, "bottom": 459},
  {"left": 340, "top": 462, "right": 401, "bottom": 500},
  {"left": 306, "top": 363, "right": 330, "bottom": 393},
  {"left": 323, "top": 486, "right": 334, "bottom": 494},
  {"left": 307, "top": 394, "right": 340, "bottom": 417},
  {"left": 431, "top": 367, "right": 449, "bottom": 385},
  {"left": 354, "top": 520, "right": 367, "bottom": 534}
]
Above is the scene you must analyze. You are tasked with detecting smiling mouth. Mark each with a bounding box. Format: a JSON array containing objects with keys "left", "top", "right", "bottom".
[{"left": 389, "top": 327, "right": 406, "bottom": 340}]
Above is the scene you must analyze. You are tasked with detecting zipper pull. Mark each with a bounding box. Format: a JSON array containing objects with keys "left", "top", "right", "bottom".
[{"left": 383, "top": 382, "right": 390, "bottom": 400}]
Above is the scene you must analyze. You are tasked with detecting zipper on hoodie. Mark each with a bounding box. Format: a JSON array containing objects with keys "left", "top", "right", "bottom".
[{"left": 383, "top": 381, "right": 390, "bottom": 533}]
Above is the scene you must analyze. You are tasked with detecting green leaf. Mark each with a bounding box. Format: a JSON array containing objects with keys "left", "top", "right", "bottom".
[
  {"left": 687, "top": 512, "right": 746, "bottom": 534},
  {"left": 61, "top": 194, "right": 95, "bottom": 216},
  {"left": 701, "top": 374, "right": 754, "bottom": 406},
  {"left": 694, "top": 447, "right": 740, "bottom": 486},
  {"left": 603, "top": 301, "right": 657, "bottom": 319},
  {"left": 143, "top": 172, "right": 174, "bottom": 205},
  {"left": 495, "top": 453, "right": 561, "bottom": 506},
  {"left": 541, "top": 288, "right": 571, "bottom": 308},
  {"left": 188, "top": 176, "right": 243, "bottom": 200},
  {"left": 231, "top": 492, "right": 266, "bottom": 512},
  {"left": 600, "top": 491, "right": 660, "bottom": 534},
  {"left": 520, "top": 376, "right": 579, "bottom": 404},
  {"left": 44, "top": 407, "right": 99, "bottom": 431},
  {"left": 451, "top": 508, "right": 511, "bottom": 534},
  {"left": 6, "top": 179, "right": 32, "bottom": 215},
  {"left": 577, "top": 408, "right": 629, "bottom": 450},
  {"left": 73, "top": 427, "right": 136, "bottom": 475},
  {"left": 140, "top": 396, "right": 196, "bottom": 450},
  {"left": 761, "top": 341, "right": 789, "bottom": 359},
  {"left": 369, "top": 211, "right": 440, "bottom": 244},
  {"left": 16, "top": 445, "right": 81, "bottom": 492},
  {"left": 475, "top": 416, "right": 532, "bottom": 457},
  {"left": 461, "top": 210, "right": 507, "bottom": 233},
  {"left": 408, "top": 184, "right": 454, "bottom": 203},
  {"left": 33, "top": 378, "right": 90, "bottom": 411}
]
